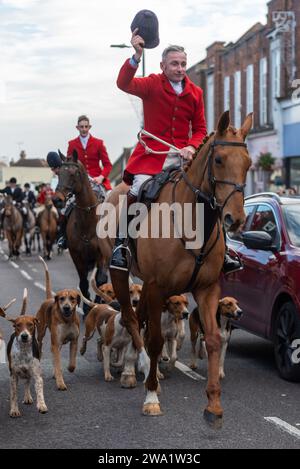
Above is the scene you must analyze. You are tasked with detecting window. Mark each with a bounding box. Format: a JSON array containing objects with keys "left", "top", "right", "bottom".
[
  {"left": 271, "top": 47, "right": 281, "bottom": 99},
  {"left": 246, "top": 64, "right": 254, "bottom": 114},
  {"left": 224, "top": 76, "right": 230, "bottom": 111},
  {"left": 250, "top": 204, "right": 278, "bottom": 244},
  {"left": 234, "top": 71, "right": 241, "bottom": 128},
  {"left": 228, "top": 205, "right": 255, "bottom": 241},
  {"left": 259, "top": 57, "right": 267, "bottom": 125},
  {"left": 283, "top": 204, "right": 300, "bottom": 247},
  {"left": 206, "top": 73, "right": 214, "bottom": 133}
]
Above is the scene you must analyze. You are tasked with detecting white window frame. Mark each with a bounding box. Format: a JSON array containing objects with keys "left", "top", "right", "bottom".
[
  {"left": 272, "top": 47, "right": 281, "bottom": 99},
  {"left": 246, "top": 64, "right": 254, "bottom": 114},
  {"left": 234, "top": 71, "right": 241, "bottom": 128},
  {"left": 259, "top": 57, "right": 267, "bottom": 125},
  {"left": 206, "top": 73, "right": 214, "bottom": 133},
  {"left": 224, "top": 76, "right": 230, "bottom": 112}
]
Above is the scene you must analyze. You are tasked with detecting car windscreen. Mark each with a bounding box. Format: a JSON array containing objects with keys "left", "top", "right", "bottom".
[{"left": 282, "top": 204, "right": 300, "bottom": 247}]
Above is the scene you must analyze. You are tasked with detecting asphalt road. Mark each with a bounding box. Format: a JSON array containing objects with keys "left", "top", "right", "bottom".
[{"left": 0, "top": 240, "right": 300, "bottom": 449}]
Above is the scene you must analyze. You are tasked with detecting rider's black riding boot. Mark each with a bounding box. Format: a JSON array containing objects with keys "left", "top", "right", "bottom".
[
  {"left": 109, "top": 192, "right": 137, "bottom": 271},
  {"left": 57, "top": 215, "right": 68, "bottom": 250},
  {"left": 222, "top": 226, "right": 243, "bottom": 275}
]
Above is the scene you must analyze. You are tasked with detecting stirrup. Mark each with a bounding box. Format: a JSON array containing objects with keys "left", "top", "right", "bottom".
[{"left": 109, "top": 244, "right": 132, "bottom": 272}]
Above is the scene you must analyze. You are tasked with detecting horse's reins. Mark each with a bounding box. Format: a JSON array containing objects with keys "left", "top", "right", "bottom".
[
  {"left": 138, "top": 130, "right": 247, "bottom": 291},
  {"left": 58, "top": 162, "right": 102, "bottom": 212}
]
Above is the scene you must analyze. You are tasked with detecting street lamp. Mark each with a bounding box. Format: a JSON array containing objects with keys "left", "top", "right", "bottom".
[{"left": 110, "top": 43, "right": 145, "bottom": 77}]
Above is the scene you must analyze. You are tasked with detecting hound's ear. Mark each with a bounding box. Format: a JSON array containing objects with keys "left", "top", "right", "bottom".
[
  {"left": 58, "top": 149, "right": 66, "bottom": 162},
  {"left": 217, "top": 110, "right": 230, "bottom": 135},
  {"left": 0, "top": 308, "right": 6, "bottom": 318},
  {"left": 182, "top": 294, "right": 188, "bottom": 305},
  {"left": 72, "top": 149, "right": 78, "bottom": 163},
  {"left": 34, "top": 318, "right": 40, "bottom": 325},
  {"left": 76, "top": 294, "right": 81, "bottom": 306},
  {"left": 7, "top": 318, "right": 16, "bottom": 325},
  {"left": 54, "top": 295, "right": 59, "bottom": 304},
  {"left": 240, "top": 112, "right": 253, "bottom": 140}
]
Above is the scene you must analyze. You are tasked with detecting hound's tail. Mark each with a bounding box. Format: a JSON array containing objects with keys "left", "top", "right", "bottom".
[
  {"left": 39, "top": 256, "right": 52, "bottom": 299},
  {"left": 90, "top": 268, "right": 112, "bottom": 304}
]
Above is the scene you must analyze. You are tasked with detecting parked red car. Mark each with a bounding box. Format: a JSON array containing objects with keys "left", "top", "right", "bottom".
[{"left": 221, "top": 192, "right": 300, "bottom": 382}]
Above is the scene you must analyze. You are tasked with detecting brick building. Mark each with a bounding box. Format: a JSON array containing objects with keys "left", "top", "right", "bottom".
[{"left": 188, "top": 0, "right": 300, "bottom": 193}]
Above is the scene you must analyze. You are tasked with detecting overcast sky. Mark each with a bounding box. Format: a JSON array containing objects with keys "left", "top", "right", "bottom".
[{"left": 0, "top": 0, "right": 268, "bottom": 164}]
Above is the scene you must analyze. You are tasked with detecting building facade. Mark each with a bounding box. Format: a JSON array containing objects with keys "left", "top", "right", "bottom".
[{"left": 187, "top": 0, "right": 300, "bottom": 194}]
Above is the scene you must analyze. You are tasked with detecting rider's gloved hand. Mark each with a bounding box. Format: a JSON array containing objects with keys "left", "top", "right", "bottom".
[{"left": 93, "top": 175, "right": 104, "bottom": 185}]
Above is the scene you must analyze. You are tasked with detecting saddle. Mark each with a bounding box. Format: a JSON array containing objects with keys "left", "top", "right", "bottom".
[
  {"left": 127, "top": 165, "right": 181, "bottom": 269},
  {"left": 137, "top": 165, "right": 180, "bottom": 206}
]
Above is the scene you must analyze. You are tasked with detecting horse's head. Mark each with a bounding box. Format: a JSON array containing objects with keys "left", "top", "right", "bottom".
[
  {"left": 3, "top": 195, "right": 13, "bottom": 217},
  {"left": 55, "top": 150, "right": 84, "bottom": 202},
  {"left": 45, "top": 195, "right": 54, "bottom": 209},
  {"left": 202, "top": 111, "right": 252, "bottom": 232}
]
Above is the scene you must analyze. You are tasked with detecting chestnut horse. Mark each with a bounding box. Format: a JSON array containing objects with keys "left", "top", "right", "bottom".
[
  {"left": 2, "top": 196, "right": 23, "bottom": 258},
  {"left": 23, "top": 202, "right": 36, "bottom": 255},
  {"left": 99, "top": 111, "right": 252, "bottom": 428},
  {"left": 54, "top": 151, "right": 107, "bottom": 309},
  {"left": 38, "top": 196, "right": 58, "bottom": 260}
]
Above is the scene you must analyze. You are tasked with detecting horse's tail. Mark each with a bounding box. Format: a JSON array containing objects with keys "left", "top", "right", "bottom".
[{"left": 39, "top": 255, "right": 52, "bottom": 299}]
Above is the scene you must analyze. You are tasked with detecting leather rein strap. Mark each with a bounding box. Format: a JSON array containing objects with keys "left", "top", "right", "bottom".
[{"left": 173, "top": 138, "right": 247, "bottom": 292}]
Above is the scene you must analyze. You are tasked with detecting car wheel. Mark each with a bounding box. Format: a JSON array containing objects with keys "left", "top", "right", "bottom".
[{"left": 274, "top": 302, "right": 300, "bottom": 382}]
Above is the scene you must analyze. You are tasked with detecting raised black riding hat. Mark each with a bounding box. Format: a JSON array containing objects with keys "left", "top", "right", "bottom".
[
  {"left": 47, "top": 151, "right": 62, "bottom": 169},
  {"left": 131, "top": 10, "right": 159, "bottom": 49}
]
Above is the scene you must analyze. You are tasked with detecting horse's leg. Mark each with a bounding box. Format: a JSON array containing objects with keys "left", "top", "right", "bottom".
[
  {"left": 24, "top": 233, "right": 28, "bottom": 254},
  {"left": 94, "top": 265, "right": 108, "bottom": 303},
  {"left": 15, "top": 229, "right": 23, "bottom": 257},
  {"left": 194, "top": 283, "right": 223, "bottom": 429},
  {"left": 110, "top": 269, "right": 144, "bottom": 352},
  {"left": 96, "top": 266, "right": 108, "bottom": 287},
  {"left": 6, "top": 232, "right": 13, "bottom": 258},
  {"left": 142, "top": 282, "right": 164, "bottom": 416},
  {"left": 76, "top": 261, "right": 91, "bottom": 317},
  {"left": 41, "top": 232, "right": 47, "bottom": 258}
]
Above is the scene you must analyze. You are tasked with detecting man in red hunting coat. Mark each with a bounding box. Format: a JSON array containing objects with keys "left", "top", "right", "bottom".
[
  {"left": 67, "top": 115, "right": 112, "bottom": 191},
  {"left": 110, "top": 29, "right": 242, "bottom": 275},
  {"left": 56, "top": 115, "right": 113, "bottom": 249}
]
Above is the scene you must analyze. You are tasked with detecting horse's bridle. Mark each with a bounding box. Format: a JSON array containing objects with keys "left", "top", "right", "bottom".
[
  {"left": 57, "top": 162, "right": 101, "bottom": 212},
  {"left": 178, "top": 137, "right": 248, "bottom": 291},
  {"left": 182, "top": 138, "right": 247, "bottom": 212}
]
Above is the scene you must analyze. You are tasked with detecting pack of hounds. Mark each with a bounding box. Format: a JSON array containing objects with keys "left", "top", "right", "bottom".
[{"left": 0, "top": 257, "right": 242, "bottom": 417}]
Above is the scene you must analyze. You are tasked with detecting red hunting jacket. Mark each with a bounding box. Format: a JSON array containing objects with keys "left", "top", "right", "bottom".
[
  {"left": 117, "top": 59, "right": 207, "bottom": 182},
  {"left": 67, "top": 135, "right": 112, "bottom": 190}
]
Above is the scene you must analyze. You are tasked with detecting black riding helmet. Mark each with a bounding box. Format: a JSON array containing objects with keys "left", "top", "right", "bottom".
[{"left": 47, "top": 151, "right": 62, "bottom": 169}]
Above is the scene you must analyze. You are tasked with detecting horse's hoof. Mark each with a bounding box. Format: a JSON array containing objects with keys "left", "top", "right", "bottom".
[
  {"left": 142, "top": 403, "right": 163, "bottom": 416},
  {"left": 203, "top": 408, "right": 223, "bottom": 430}
]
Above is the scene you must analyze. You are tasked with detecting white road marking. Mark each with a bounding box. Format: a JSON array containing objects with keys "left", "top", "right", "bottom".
[
  {"left": 175, "top": 361, "right": 206, "bottom": 381},
  {"left": 34, "top": 282, "right": 46, "bottom": 291},
  {"left": 20, "top": 270, "right": 32, "bottom": 281},
  {"left": 10, "top": 261, "right": 19, "bottom": 269},
  {"left": 4, "top": 255, "right": 8, "bottom": 261},
  {"left": 264, "top": 417, "right": 300, "bottom": 439},
  {"left": 31, "top": 268, "right": 38, "bottom": 272}
]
